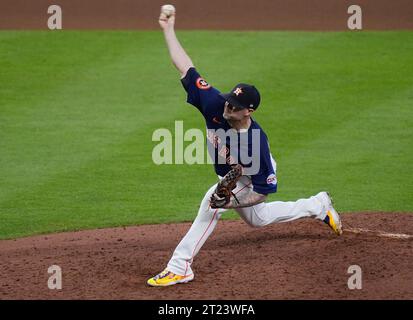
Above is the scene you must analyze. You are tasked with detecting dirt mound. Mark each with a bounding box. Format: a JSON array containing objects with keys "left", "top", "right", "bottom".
[{"left": 0, "top": 212, "right": 412, "bottom": 300}]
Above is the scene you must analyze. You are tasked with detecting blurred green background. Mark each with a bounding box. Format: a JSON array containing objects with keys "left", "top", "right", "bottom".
[{"left": 1, "top": 31, "right": 412, "bottom": 239}]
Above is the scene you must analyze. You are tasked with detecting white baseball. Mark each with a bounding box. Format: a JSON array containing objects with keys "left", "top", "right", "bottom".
[{"left": 161, "top": 4, "right": 176, "bottom": 17}]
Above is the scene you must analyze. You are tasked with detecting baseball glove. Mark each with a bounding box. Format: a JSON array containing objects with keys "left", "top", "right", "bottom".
[{"left": 210, "top": 164, "right": 243, "bottom": 208}]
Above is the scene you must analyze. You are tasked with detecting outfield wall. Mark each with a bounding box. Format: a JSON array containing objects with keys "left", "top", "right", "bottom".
[{"left": 0, "top": 0, "right": 412, "bottom": 30}]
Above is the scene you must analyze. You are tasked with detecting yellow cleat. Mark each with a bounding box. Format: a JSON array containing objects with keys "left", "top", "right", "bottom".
[
  {"left": 319, "top": 192, "right": 343, "bottom": 235},
  {"left": 324, "top": 209, "right": 343, "bottom": 235},
  {"left": 147, "top": 269, "right": 194, "bottom": 287}
]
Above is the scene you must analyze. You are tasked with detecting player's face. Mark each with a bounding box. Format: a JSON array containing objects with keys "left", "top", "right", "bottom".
[{"left": 223, "top": 101, "right": 250, "bottom": 121}]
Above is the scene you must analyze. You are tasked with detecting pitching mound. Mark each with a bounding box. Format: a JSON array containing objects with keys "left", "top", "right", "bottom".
[{"left": 0, "top": 212, "right": 412, "bottom": 299}]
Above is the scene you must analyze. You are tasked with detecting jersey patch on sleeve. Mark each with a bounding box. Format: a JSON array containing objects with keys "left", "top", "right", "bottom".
[
  {"left": 266, "top": 174, "right": 277, "bottom": 185},
  {"left": 196, "top": 77, "right": 211, "bottom": 90}
]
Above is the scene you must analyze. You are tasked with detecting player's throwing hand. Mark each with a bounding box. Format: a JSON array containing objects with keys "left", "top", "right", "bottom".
[{"left": 159, "top": 5, "right": 175, "bottom": 30}]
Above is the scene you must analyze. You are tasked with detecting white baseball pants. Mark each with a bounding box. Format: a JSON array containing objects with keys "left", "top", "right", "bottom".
[{"left": 167, "top": 176, "right": 328, "bottom": 276}]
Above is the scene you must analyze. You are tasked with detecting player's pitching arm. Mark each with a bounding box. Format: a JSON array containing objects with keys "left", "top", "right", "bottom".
[
  {"left": 159, "top": 10, "right": 194, "bottom": 77},
  {"left": 226, "top": 191, "right": 267, "bottom": 209}
]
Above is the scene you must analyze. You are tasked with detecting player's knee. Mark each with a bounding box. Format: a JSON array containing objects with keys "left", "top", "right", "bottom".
[
  {"left": 251, "top": 219, "right": 267, "bottom": 228},
  {"left": 243, "top": 217, "right": 266, "bottom": 228},
  {"left": 199, "top": 207, "right": 222, "bottom": 220}
]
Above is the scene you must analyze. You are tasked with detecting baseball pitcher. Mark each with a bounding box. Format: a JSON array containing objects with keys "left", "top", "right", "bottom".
[{"left": 147, "top": 7, "right": 342, "bottom": 287}]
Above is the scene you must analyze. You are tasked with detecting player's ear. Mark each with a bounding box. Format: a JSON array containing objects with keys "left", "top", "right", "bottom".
[{"left": 247, "top": 108, "right": 255, "bottom": 115}]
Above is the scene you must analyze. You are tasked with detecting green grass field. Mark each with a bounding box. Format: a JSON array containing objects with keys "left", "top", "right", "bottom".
[{"left": 1, "top": 31, "right": 412, "bottom": 239}]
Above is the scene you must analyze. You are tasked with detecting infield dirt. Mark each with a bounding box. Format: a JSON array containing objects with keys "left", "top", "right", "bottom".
[{"left": 1, "top": 212, "right": 412, "bottom": 299}]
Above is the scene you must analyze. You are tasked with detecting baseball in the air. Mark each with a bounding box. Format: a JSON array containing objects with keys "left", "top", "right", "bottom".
[{"left": 161, "top": 4, "right": 176, "bottom": 17}]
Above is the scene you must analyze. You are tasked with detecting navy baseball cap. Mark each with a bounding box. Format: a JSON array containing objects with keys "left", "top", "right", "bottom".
[{"left": 220, "top": 83, "right": 261, "bottom": 110}]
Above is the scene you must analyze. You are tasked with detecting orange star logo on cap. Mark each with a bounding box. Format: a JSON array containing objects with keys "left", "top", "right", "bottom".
[{"left": 234, "top": 87, "right": 243, "bottom": 96}]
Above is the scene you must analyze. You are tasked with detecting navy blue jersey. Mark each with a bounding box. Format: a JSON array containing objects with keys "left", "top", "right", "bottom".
[{"left": 181, "top": 67, "right": 277, "bottom": 195}]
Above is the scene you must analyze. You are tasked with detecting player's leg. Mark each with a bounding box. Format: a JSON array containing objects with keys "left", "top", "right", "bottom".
[
  {"left": 235, "top": 193, "right": 327, "bottom": 227},
  {"left": 233, "top": 180, "right": 341, "bottom": 234},
  {"left": 166, "top": 183, "right": 226, "bottom": 276},
  {"left": 147, "top": 182, "right": 227, "bottom": 286}
]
